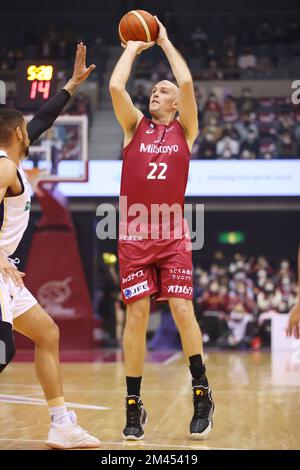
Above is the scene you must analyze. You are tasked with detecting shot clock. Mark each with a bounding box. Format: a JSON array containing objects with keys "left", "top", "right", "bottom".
[{"left": 16, "top": 60, "right": 57, "bottom": 110}]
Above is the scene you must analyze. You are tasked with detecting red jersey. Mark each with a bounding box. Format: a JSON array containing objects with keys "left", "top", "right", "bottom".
[{"left": 120, "top": 116, "right": 191, "bottom": 238}]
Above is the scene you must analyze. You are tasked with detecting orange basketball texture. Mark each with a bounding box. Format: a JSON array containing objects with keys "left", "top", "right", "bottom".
[{"left": 119, "top": 10, "right": 159, "bottom": 44}]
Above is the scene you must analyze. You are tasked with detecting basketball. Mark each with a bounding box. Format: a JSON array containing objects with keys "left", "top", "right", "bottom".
[{"left": 118, "top": 10, "right": 159, "bottom": 44}]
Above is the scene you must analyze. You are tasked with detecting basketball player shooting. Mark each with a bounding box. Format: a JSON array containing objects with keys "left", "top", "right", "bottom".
[
  {"left": 110, "top": 17, "right": 215, "bottom": 440},
  {"left": 0, "top": 43, "right": 100, "bottom": 449}
]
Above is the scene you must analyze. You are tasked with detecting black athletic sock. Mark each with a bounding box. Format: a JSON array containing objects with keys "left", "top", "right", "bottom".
[
  {"left": 126, "top": 376, "right": 142, "bottom": 397},
  {"left": 189, "top": 354, "right": 209, "bottom": 387}
]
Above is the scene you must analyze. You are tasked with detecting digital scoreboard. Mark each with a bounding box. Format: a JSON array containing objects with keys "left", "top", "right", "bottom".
[{"left": 16, "top": 61, "right": 57, "bottom": 110}]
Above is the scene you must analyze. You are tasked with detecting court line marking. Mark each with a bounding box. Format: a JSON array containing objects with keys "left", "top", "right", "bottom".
[
  {"left": 0, "top": 394, "right": 109, "bottom": 410},
  {"left": 104, "top": 441, "right": 244, "bottom": 450},
  {"left": 0, "top": 438, "right": 243, "bottom": 450},
  {"left": 0, "top": 384, "right": 41, "bottom": 389},
  {"left": 162, "top": 352, "right": 183, "bottom": 365},
  {"left": 0, "top": 439, "right": 45, "bottom": 443}
]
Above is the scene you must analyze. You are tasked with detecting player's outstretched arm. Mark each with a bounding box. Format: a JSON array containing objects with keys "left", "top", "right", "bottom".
[
  {"left": 109, "top": 40, "right": 154, "bottom": 134},
  {"left": 156, "top": 17, "right": 198, "bottom": 145},
  {"left": 0, "top": 159, "right": 25, "bottom": 288},
  {"left": 287, "top": 246, "right": 300, "bottom": 339},
  {"left": 27, "top": 42, "right": 95, "bottom": 145}
]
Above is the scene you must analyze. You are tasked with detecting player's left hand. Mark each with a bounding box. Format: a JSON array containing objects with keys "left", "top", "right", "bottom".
[
  {"left": 70, "top": 42, "right": 96, "bottom": 86},
  {"left": 286, "top": 302, "right": 300, "bottom": 339},
  {"left": 155, "top": 16, "right": 169, "bottom": 47},
  {"left": 121, "top": 40, "right": 155, "bottom": 55}
]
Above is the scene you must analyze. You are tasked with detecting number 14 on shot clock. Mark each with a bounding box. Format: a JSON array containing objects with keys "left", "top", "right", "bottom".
[
  {"left": 27, "top": 64, "right": 53, "bottom": 100},
  {"left": 16, "top": 60, "right": 57, "bottom": 110}
]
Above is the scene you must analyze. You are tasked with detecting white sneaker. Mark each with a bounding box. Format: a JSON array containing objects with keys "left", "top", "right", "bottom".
[{"left": 45, "top": 410, "right": 100, "bottom": 449}]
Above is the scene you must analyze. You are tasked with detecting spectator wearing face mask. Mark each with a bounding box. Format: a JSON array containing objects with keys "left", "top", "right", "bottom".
[
  {"left": 203, "top": 117, "right": 223, "bottom": 141},
  {"left": 199, "top": 281, "right": 229, "bottom": 346},
  {"left": 279, "top": 276, "right": 293, "bottom": 303},
  {"left": 254, "top": 269, "right": 269, "bottom": 294},
  {"left": 257, "top": 281, "right": 282, "bottom": 313},
  {"left": 216, "top": 130, "right": 240, "bottom": 159},
  {"left": 222, "top": 95, "right": 238, "bottom": 123},
  {"left": 237, "top": 49, "right": 258, "bottom": 77},
  {"left": 208, "top": 263, "right": 221, "bottom": 280},
  {"left": 228, "top": 280, "right": 256, "bottom": 313},
  {"left": 274, "top": 259, "right": 294, "bottom": 284},
  {"left": 229, "top": 270, "right": 254, "bottom": 296},
  {"left": 192, "top": 132, "right": 217, "bottom": 159},
  {"left": 201, "top": 281, "right": 228, "bottom": 313},
  {"left": 221, "top": 302, "right": 255, "bottom": 349},
  {"left": 235, "top": 113, "right": 259, "bottom": 143},
  {"left": 203, "top": 92, "right": 222, "bottom": 124},
  {"left": 240, "top": 129, "right": 260, "bottom": 158},
  {"left": 238, "top": 88, "right": 258, "bottom": 114},
  {"left": 277, "top": 132, "right": 297, "bottom": 158},
  {"left": 228, "top": 254, "right": 249, "bottom": 275},
  {"left": 252, "top": 256, "right": 273, "bottom": 276}
]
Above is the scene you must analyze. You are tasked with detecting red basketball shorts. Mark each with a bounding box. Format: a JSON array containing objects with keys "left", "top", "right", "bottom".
[{"left": 118, "top": 222, "right": 193, "bottom": 305}]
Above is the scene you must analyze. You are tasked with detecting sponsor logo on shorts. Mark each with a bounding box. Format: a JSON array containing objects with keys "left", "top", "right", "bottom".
[
  {"left": 24, "top": 201, "right": 31, "bottom": 211},
  {"left": 168, "top": 268, "right": 192, "bottom": 275},
  {"left": 122, "top": 270, "right": 144, "bottom": 284},
  {"left": 123, "top": 281, "right": 149, "bottom": 299},
  {"left": 167, "top": 285, "right": 193, "bottom": 295}
]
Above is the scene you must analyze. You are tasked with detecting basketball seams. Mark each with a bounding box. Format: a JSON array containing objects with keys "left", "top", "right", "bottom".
[
  {"left": 126, "top": 13, "right": 146, "bottom": 42},
  {"left": 131, "top": 10, "right": 151, "bottom": 42}
]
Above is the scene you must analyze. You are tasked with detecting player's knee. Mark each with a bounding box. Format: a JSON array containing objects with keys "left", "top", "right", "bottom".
[
  {"left": 38, "top": 321, "right": 60, "bottom": 348},
  {"left": 171, "top": 300, "right": 194, "bottom": 329},
  {"left": 126, "top": 303, "right": 148, "bottom": 331},
  {"left": 46, "top": 321, "right": 60, "bottom": 347},
  {"left": 0, "top": 322, "right": 16, "bottom": 373}
]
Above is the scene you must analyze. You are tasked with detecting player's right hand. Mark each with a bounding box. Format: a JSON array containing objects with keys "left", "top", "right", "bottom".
[
  {"left": 0, "top": 256, "right": 25, "bottom": 289},
  {"left": 286, "top": 302, "right": 300, "bottom": 339},
  {"left": 121, "top": 40, "right": 155, "bottom": 55}
]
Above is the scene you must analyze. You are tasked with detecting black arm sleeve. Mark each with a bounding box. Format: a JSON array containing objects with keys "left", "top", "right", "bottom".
[{"left": 27, "top": 89, "right": 71, "bottom": 144}]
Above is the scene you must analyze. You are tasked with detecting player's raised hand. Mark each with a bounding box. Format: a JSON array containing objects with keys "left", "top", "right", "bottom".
[
  {"left": 154, "top": 17, "right": 169, "bottom": 47},
  {"left": 71, "top": 42, "right": 96, "bottom": 85},
  {"left": 121, "top": 40, "right": 155, "bottom": 55},
  {"left": 286, "top": 302, "right": 300, "bottom": 339},
  {"left": 0, "top": 255, "right": 25, "bottom": 289}
]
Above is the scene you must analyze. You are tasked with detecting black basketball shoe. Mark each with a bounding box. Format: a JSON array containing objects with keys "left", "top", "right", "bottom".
[
  {"left": 190, "top": 385, "right": 215, "bottom": 439},
  {"left": 122, "top": 395, "right": 147, "bottom": 440}
]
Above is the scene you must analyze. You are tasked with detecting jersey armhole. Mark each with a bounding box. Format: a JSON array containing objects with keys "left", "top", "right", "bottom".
[
  {"left": 176, "top": 118, "right": 193, "bottom": 154},
  {"left": 16, "top": 170, "right": 25, "bottom": 196},
  {"left": 123, "top": 115, "right": 146, "bottom": 153},
  {"left": 0, "top": 155, "right": 23, "bottom": 196}
]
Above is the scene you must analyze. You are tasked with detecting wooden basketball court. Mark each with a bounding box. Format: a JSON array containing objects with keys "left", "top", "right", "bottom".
[{"left": 0, "top": 350, "right": 299, "bottom": 450}]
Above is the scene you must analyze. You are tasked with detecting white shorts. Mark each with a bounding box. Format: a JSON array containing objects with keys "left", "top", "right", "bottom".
[{"left": 0, "top": 274, "right": 38, "bottom": 325}]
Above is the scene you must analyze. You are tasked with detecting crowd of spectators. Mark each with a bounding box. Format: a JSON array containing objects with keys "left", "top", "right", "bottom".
[
  {"left": 0, "top": 24, "right": 107, "bottom": 72},
  {"left": 194, "top": 252, "right": 297, "bottom": 348},
  {"left": 135, "top": 19, "right": 300, "bottom": 80},
  {"left": 132, "top": 84, "right": 300, "bottom": 159}
]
